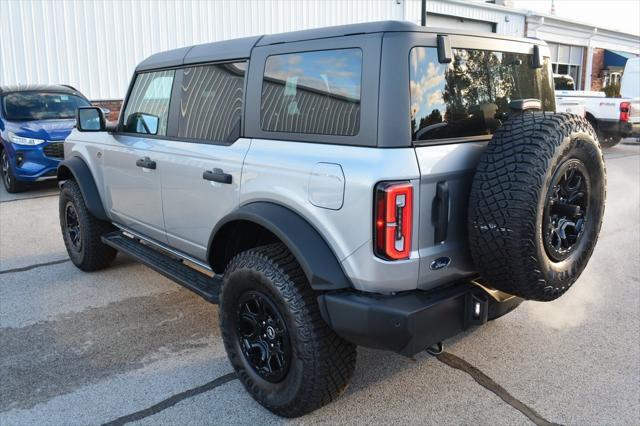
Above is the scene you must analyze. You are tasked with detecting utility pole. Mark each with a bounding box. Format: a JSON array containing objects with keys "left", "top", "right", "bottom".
[{"left": 421, "top": 0, "right": 426, "bottom": 26}]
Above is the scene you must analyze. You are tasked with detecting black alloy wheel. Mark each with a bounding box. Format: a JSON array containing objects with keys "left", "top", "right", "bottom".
[
  {"left": 1, "top": 150, "right": 12, "bottom": 190},
  {"left": 543, "top": 159, "right": 590, "bottom": 262},
  {"left": 236, "top": 290, "right": 291, "bottom": 383},
  {"left": 65, "top": 201, "right": 82, "bottom": 251}
]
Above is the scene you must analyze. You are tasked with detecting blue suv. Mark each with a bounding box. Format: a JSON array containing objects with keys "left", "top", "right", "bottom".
[{"left": 0, "top": 85, "right": 92, "bottom": 192}]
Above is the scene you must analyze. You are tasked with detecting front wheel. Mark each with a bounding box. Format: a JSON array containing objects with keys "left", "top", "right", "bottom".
[
  {"left": 59, "top": 180, "right": 117, "bottom": 271},
  {"left": 219, "top": 243, "right": 357, "bottom": 418},
  {"left": 1, "top": 148, "right": 25, "bottom": 193}
]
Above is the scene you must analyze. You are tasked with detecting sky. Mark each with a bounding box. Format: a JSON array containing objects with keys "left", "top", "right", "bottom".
[{"left": 512, "top": 0, "right": 640, "bottom": 36}]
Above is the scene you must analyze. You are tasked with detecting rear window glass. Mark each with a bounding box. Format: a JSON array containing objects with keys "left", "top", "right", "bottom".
[
  {"left": 261, "top": 48, "right": 362, "bottom": 136},
  {"left": 410, "top": 47, "right": 555, "bottom": 142}
]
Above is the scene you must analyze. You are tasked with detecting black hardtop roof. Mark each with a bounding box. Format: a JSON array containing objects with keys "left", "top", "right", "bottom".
[
  {"left": 136, "top": 20, "right": 546, "bottom": 72},
  {"left": 0, "top": 84, "right": 85, "bottom": 97}
]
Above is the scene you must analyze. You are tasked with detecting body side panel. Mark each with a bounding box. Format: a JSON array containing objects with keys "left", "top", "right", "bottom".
[{"left": 240, "top": 139, "right": 421, "bottom": 292}]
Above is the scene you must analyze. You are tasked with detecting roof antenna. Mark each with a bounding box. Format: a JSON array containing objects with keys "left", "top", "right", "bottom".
[{"left": 550, "top": 0, "right": 556, "bottom": 15}]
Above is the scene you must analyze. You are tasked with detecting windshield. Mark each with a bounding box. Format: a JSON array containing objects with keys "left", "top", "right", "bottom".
[
  {"left": 410, "top": 47, "right": 555, "bottom": 142},
  {"left": 1, "top": 92, "right": 91, "bottom": 121}
]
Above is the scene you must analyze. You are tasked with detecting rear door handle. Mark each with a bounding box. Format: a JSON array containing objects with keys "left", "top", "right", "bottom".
[
  {"left": 136, "top": 157, "right": 156, "bottom": 170},
  {"left": 203, "top": 168, "right": 232, "bottom": 184}
]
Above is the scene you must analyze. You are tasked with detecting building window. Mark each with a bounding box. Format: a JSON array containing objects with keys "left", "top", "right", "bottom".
[
  {"left": 261, "top": 48, "right": 362, "bottom": 136},
  {"left": 548, "top": 42, "right": 584, "bottom": 89}
]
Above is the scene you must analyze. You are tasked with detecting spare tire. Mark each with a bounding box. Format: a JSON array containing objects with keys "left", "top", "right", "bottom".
[{"left": 468, "top": 112, "right": 606, "bottom": 301}]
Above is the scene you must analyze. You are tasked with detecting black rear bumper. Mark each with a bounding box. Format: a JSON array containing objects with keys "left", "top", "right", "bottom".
[
  {"left": 597, "top": 118, "right": 632, "bottom": 138},
  {"left": 318, "top": 283, "right": 503, "bottom": 357}
]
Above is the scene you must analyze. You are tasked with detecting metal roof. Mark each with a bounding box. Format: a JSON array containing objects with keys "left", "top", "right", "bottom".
[
  {"left": 135, "top": 20, "right": 547, "bottom": 72},
  {"left": 136, "top": 36, "right": 263, "bottom": 71},
  {"left": 0, "top": 84, "right": 84, "bottom": 96}
]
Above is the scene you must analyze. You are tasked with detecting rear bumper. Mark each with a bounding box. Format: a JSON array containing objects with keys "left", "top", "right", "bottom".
[
  {"left": 318, "top": 282, "right": 512, "bottom": 356},
  {"left": 597, "top": 118, "right": 632, "bottom": 138}
]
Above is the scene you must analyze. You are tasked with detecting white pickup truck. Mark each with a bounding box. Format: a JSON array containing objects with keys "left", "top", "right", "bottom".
[
  {"left": 621, "top": 58, "right": 640, "bottom": 137},
  {"left": 554, "top": 74, "right": 632, "bottom": 147}
]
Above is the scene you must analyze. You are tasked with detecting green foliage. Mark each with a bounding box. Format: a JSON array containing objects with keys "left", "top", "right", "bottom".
[{"left": 603, "top": 81, "right": 621, "bottom": 98}]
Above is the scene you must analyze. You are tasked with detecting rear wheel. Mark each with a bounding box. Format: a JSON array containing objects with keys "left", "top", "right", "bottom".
[
  {"left": 219, "top": 243, "right": 356, "bottom": 418},
  {"left": 59, "top": 180, "right": 117, "bottom": 271},
  {"left": 469, "top": 113, "right": 606, "bottom": 301},
  {"left": 1, "top": 148, "right": 25, "bottom": 193}
]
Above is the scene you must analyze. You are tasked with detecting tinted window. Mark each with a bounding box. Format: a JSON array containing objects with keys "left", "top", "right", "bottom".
[
  {"left": 123, "top": 70, "right": 175, "bottom": 136},
  {"left": 2, "top": 92, "right": 90, "bottom": 121},
  {"left": 178, "top": 62, "right": 246, "bottom": 142},
  {"left": 410, "top": 47, "right": 555, "bottom": 142},
  {"left": 261, "top": 48, "right": 362, "bottom": 136}
]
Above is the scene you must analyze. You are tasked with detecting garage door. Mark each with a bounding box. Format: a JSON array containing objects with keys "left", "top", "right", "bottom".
[{"left": 426, "top": 13, "right": 495, "bottom": 33}]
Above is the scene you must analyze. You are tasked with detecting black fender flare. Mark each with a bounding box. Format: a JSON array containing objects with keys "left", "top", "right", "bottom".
[
  {"left": 208, "top": 202, "right": 352, "bottom": 291},
  {"left": 57, "top": 156, "right": 109, "bottom": 221}
]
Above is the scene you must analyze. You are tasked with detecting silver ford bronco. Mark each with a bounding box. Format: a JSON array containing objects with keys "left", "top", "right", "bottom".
[{"left": 58, "top": 21, "right": 605, "bottom": 417}]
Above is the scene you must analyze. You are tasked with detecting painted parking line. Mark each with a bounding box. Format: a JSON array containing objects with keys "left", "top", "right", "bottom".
[
  {"left": 437, "top": 352, "right": 559, "bottom": 426},
  {"left": 0, "top": 258, "right": 70, "bottom": 275},
  {"left": 102, "top": 372, "right": 237, "bottom": 426}
]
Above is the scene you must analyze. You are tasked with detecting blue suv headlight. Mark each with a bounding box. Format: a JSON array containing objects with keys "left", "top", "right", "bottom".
[{"left": 8, "top": 132, "right": 46, "bottom": 146}]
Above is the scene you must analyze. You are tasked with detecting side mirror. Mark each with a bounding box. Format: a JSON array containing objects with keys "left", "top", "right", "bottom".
[
  {"left": 77, "top": 107, "right": 105, "bottom": 132},
  {"left": 100, "top": 107, "right": 111, "bottom": 118},
  {"left": 125, "top": 112, "right": 160, "bottom": 135}
]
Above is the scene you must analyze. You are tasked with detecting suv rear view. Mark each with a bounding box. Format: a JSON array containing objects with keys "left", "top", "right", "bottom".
[{"left": 58, "top": 21, "right": 605, "bottom": 417}]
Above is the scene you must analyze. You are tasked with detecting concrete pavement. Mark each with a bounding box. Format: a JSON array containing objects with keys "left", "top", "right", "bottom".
[{"left": 1, "top": 142, "right": 638, "bottom": 425}]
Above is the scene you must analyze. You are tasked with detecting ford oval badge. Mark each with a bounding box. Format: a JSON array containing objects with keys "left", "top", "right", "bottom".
[{"left": 430, "top": 257, "right": 451, "bottom": 270}]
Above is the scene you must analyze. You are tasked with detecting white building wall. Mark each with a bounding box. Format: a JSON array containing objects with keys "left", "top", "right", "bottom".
[
  {"left": 404, "top": 0, "right": 525, "bottom": 36},
  {"left": 0, "top": 0, "right": 405, "bottom": 100}
]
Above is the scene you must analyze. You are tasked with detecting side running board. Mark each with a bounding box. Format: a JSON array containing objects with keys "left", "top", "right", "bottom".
[{"left": 101, "top": 231, "right": 222, "bottom": 304}]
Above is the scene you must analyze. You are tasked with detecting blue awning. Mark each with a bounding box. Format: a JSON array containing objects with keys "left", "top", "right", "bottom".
[{"left": 604, "top": 50, "right": 637, "bottom": 68}]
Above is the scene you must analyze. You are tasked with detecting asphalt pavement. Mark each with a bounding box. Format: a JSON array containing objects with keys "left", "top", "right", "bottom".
[{"left": 1, "top": 141, "right": 639, "bottom": 425}]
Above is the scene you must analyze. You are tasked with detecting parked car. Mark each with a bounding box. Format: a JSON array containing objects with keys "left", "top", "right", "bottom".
[
  {"left": 620, "top": 57, "right": 640, "bottom": 136},
  {"left": 58, "top": 21, "right": 605, "bottom": 417},
  {"left": 0, "top": 84, "right": 92, "bottom": 192},
  {"left": 554, "top": 74, "right": 632, "bottom": 147}
]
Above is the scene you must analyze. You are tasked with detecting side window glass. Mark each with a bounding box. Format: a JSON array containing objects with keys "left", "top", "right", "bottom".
[
  {"left": 178, "top": 62, "right": 246, "bottom": 143},
  {"left": 410, "top": 47, "right": 555, "bottom": 142},
  {"left": 123, "top": 70, "right": 175, "bottom": 136},
  {"left": 261, "top": 48, "right": 362, "bottom": 136}
]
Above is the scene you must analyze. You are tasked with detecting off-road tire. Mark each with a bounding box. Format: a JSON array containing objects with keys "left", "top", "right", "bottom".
[
  {"left": 1, "top": 148, "right": 26, "bottom": 193},
  {"left": 59, "top": 179, "right": 117, "bottom": 271},
  {"left": 468, "top": 112, "right": 606, "bottom": 301},
  {"left": 219, "top": 243, "right": 357, "bottom": 418}
]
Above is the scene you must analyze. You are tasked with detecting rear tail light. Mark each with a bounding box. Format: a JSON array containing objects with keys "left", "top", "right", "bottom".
[
  {"left": 374, "top": 181, "right": 413, "bottom": 260},
  {"left": 620, "top": 102, "right": 631, "bottom": 122}
]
